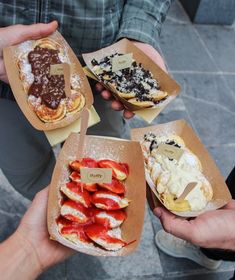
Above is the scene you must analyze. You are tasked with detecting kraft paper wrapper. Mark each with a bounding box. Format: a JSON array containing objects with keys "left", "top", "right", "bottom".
[
  {"left": 45, "top": 105, "right": 100, "bottom": 146},
  {"left": 3, "top": 31, "right": 93, "bottom": 131},
  {"left": 47, "top": 133, "right": 146, "bottom": 256},
  {"left": 82, "top": 39, "right": 181, "bottom": 123},
  {"left": 131, "top": 119, "right": 232, "bottom": 217}
]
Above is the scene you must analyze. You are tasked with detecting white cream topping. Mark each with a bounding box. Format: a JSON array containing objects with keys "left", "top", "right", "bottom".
[
  {"left": 92, "top": 227, "right": 123, "bottom": 251},
  {"left": 28, "top": 95, "right": 41, "bottom": 108},
  {"left": 96, "top": 212, "right": 122, "bottom": 228},
  {"left": 95, "top": 193, "right": 121, "bottom": 203},
  {"left": 61, "top": 205, "right": 86, "bottom": 220},
  {"left": 151, "top": 154, "right": 210, "bottom": 211},
  {"left": 95, "top": 193, "right": 129, "bottom": 208},
  {"left": 61, "top": 185, "right": 86, "bottom": 206},
  {"left": 70, "top": 74, "right": 81, "bottom": 89}
]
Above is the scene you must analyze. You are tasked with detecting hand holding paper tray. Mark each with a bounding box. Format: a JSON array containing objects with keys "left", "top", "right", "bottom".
[
  {"left": 83, "top": 39, "right": 181, "bottom": 123},
  {"left": 131, "top": 119, "right": 232, "bottom": 217},
  {"left": 3, "top": 31, "right": 93, "bottom": 131},
  {"left": 47, "top": 133, "right": 146, "bottom": 256}
]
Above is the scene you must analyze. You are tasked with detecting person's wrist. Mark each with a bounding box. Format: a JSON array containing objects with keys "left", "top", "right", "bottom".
[{"left": 14, "top": 228, "right": 43, "bottom": 278}]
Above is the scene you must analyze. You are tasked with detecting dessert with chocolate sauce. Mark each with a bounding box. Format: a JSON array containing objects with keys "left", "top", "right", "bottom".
[
  {"left": 17, "top": 38, "right": 85, "bottom": 123},
  {"left": 91, "top": 53, "right": 168, "bottom": 108}
]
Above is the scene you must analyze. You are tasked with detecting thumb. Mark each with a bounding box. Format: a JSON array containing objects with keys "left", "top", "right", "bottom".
[
  {"left": 154, "top": 207, "right": 194, "bottom": 242},
  {"left": 2, "top": 21, "right": 58, "bottom": 47},
  {"left": 223, "top": 199, "right": 235, "bottom": 210}
]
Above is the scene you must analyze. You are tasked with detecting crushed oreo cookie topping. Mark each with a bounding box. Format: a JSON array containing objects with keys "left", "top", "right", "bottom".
[{"left": 91, "top": 53, "right": 167, "bottom": 105}]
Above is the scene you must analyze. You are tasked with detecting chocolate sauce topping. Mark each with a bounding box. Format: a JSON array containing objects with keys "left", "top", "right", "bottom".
[{"left": 28, "top": 46, "right": 66, "bottom": 109}]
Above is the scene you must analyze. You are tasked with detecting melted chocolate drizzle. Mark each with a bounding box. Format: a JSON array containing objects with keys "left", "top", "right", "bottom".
[{"left": 28, "top": 46, "right": 66, "bottom": 109}]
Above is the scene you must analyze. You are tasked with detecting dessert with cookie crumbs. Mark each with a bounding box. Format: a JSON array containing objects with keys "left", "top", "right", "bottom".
[
  {"left": 91, "top": 53, "right": 168, "bottom": 109},
  {"left": 17, "top": 38, "right": 85, "bottom": 123},
  {"left": 141, "top": 133, "right": 213, "bottom": 212},
  {"left": 57, "top": 157, "right": 133, "bottom": 252}
]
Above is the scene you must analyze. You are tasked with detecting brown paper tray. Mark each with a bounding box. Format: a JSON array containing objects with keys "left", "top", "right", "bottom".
[
  {"left": 3, "top": 31, "right": 93, "bottom": 131},
  {"left": 131, "top": 119, "right": 232, "bottom": 217},
  {"left": 47, "top": 133, "right": 146, "bottom": 256},
  {"left": 82, "top": 38, "right": 181, "bottom": 113}
]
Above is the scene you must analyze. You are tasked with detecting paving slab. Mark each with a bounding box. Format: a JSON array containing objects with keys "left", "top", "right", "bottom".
[
  {"left": 0, "top": 170, "right": 29, "bottom": 240},
  {"left": 163, "top": 270, "right": 234, "bottom": 280},
  {"left": 174, "top": 73, "right": 235, "bottom": 147},
  {"left": 159, "top": 22, "right": 216, "bottom": 72},
  {"left": 223, "top": 74, "right": 235, "bottom": 95},
  {"left": 0, "top": 212, "right": 21, "bottom": 241},
  {"left": 208, "top": 145, "right": 235, "bottom": 179},
  {"left": 37, "top": 263, "right": 66, "bottom": 280},
  {"left": 195, "top": 25, "right": 235, "bottom": 73},
  {"left": 166, "top": 0, "right": 190, "bottom": 24},
  {"left": 129, "top": 94, "right": 191, "bottom": 130}
]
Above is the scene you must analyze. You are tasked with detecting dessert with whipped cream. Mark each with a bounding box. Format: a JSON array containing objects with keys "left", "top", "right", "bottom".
[
  {"left": 91, "top": 53, "right": 168, "bottom": 108},
  {"left": 142, "top": 134, "right": 213, "bottom": 212}
]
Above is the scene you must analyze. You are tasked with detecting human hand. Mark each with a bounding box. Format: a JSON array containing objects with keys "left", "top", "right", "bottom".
[
  {"left": 96, "top": 42, "right": 167, "bottom": 119},
  {"left": 0, "top": 21, "right": 58, "bottom": 83},
  {"left": 16, "top": 187, "right": 73, "bottom": 273},
  {"left": 154, "top": 200, "right": 235, "bottom": 251}
]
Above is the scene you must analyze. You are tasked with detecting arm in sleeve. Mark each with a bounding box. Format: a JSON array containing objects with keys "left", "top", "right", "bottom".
[{"left": 116, "top": 0, "right": 173, "bottom": 50}]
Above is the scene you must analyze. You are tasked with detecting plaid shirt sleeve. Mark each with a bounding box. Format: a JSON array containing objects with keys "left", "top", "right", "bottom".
[{"left": 116, "top": 0, "right": 173, "bottom": 50}]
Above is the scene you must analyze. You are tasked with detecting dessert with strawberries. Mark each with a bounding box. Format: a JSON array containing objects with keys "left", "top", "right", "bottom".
[{"left": 57, "top": 157, "right": 131, "bottom": 251}]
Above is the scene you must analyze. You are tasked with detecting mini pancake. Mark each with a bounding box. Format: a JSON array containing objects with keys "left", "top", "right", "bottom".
[
  {"left": 33, "top": 38, "right": 62, "bottom": 51},
  {"left": 128, "top": 98, "right": 155, "bottom": 108},
  {"left": 61, "top": 182, "right": 91, "bottom": 208},
  {"left": 151, "top": 90, "right": 168, "bottom": 102},
  {"left": 35, "top": 102, "right": 66, "bottom": 122},
  {"left": 61, "top": 200, "right": 90, "bottom": 224},
  {"left": 57, "top": 218, "right": 92, "bottom": 244},
  {"left": 97, "top": 159, "right": 129, "bottom": 181},
  {"left": 116, "top": 90, "right": 136, "bottom": 99},
  {"left": 66, "top": 91, "right": 86, "bottom": 114},
  {"left": 91, "top": 190, "right": 130, "bottom": 210},
  {"left": 84, "top": 224, "right": 126, "bottom": 251},
  {"left": 108, "top": 83, "right": 136, "bottom": 99},
  {"left": 91, "top": 209, "right": 127, "bottom": 229}
]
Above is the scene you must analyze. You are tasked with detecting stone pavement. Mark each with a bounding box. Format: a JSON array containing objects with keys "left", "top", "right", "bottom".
[{"left": 0, "top": 1, "right": 235, "bottom": 279}]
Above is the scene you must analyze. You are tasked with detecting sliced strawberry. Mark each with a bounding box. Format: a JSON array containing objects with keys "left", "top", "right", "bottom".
[
  {"left": 60, "top": 181, "right": 91, "bottom": 207},
  {"left": 98, "top": 177, "right": 125, "bottom": 194},
  {"left": 61, "top": 200, "right": 90, "bottom": 224},
  {"left": 92, "top": 209, "right": 127, "bottom": 228},
  {"left": 69, "top": 158, "right": 98, "bottom": 172},
  {"left": 91, "top": 190, "right": 130, "bottom": 210},
  {"left": 69, "top": 171, "right": 98, "bottom": 192},
  {"left": 56, "top": 216, "right": 74, "bottom": 227},
  {"left": 69, "top": 171, "right": 81, "bottom": 182},
  {"left": 61, "top": 224, "right": 91, "bottom": 243},
  {"left": 84, "top": 224, "right": 126, "bottom": 251},
  {"left": 82, "top": 183, "right": 98, "bottom": 192},
  {"left": 57, "top": 215, "right": 91, "bottom": 243},
  {"left": 98, "top": 159, "right": 129, "bottom": 181}
]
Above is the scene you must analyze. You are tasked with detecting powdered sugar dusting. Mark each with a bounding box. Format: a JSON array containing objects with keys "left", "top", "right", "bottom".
[{"left": 71, "top": 74, "right": 81, "bottom": 90}]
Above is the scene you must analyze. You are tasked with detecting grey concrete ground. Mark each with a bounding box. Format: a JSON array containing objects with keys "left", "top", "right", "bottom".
[{"left": 0, "top": 1, "right": 235, "bottom": 279}]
